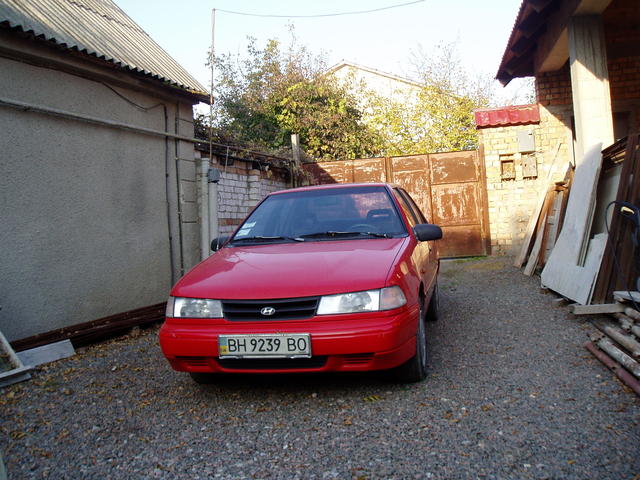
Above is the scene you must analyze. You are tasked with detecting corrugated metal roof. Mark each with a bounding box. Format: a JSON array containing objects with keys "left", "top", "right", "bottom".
[
  {"left": 474, "top": 104, "right": 540, "bottom": 128},
  {"left": 0, "top": 0, "right": 209, "bottom": 101}
]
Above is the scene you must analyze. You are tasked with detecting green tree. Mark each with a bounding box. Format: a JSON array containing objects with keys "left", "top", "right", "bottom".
[
  {"left": 362, "top": 42, "right": 493, "bottom": 155},
  {"left": 211, "top": 35, "right": 383, "bottom": 160}
]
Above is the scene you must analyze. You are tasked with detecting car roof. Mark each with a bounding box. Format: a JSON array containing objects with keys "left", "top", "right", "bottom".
[{"left": 269, "top": 183, "right": 399, "bottom": 196}]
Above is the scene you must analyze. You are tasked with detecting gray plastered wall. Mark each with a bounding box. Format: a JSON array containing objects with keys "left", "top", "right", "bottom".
[{"left": 0, "top": 44, "right": 200, "bottom": 341}]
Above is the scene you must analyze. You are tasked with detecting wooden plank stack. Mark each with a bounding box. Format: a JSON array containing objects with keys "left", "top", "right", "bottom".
[
  {"left": 522, "top": 179, "right": 571, "bottom": 276},
  {"left": 517, "top": 133, "right": 639, "bottom": 300},
  {"left": 592, "top": 135, "right": 640, "bottom": 302},
  {"left": 516, "top": 133, "right": 640, "bottom": 396},
  {"left": 578, "top": 291, "right": 640, "bottom": 396}
]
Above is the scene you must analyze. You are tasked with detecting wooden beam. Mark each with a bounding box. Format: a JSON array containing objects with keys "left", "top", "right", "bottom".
[
  {"left": 571, "top": 303, "right": 625, "bottom": 315},
  {"left": 514, "top": 142, "right": 565, "bottom": 267},
  {"left": 524, "top": 188, "right": 556, "bottom": 276},
  {"left": 519, "top": 11, "right": 547, "bottom": 37},
  {"left": 524, "top": 219, "right": 545, "bottom": 276},
  {"left": 10, "top": 303, "right": 165, "bottom": 351},
  {"left": 503, "top": 45, "right": 536, "bottom": 76},
  {"left": 533, "top": 0, "right": 581, "bottom": 74}
]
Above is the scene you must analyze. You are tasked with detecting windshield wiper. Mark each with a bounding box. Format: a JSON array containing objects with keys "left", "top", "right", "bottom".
[
  {"left": 231, "top": 235, "right": 304, "bottom": 244},
  {"left": 300, "top": 231, "right": 390, "bottom": 239}
]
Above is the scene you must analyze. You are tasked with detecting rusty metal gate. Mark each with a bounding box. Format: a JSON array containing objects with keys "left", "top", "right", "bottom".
[{"left": 303, "top": 151, "right": 490, "bottom": 257}]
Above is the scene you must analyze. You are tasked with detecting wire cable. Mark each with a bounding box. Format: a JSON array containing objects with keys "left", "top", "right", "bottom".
[
  {"left": 100, "top": 82, "right": 164, "bottom": 111},
  {"left": 215, "top": 0, "right": 424, "bottom": 18}
]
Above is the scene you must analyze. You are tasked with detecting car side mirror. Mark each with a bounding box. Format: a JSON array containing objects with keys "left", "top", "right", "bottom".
[
  {"left": 211, "top": 236, "right": 230, "bottom": 252},
  {"left": 414, "top": 224, "right": 443, "bottom": 242}
]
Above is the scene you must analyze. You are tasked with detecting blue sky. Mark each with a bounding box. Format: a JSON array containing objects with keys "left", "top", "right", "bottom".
[{"left": 115, "top": 0, "right": 530, "bottom": 104}]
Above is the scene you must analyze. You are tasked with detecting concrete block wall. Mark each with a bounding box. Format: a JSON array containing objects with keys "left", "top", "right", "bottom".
[{"left": 194, "top": 153, "right": 289, "bottom": 237}]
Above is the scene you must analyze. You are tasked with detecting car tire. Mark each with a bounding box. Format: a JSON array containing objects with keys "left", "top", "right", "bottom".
[
  {"left": 189, "top": 372, "right": 216, "bottom": 384},
  {"left": 426, "top": 283, "right": 440, "bottom": 322},
  {"left": 395, "top": 301, "right": 428, "bottom": 383}
]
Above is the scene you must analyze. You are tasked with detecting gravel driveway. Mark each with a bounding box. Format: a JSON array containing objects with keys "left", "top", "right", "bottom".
[{"left": 1, "top": 256, "right": 639, "bottom": 479}]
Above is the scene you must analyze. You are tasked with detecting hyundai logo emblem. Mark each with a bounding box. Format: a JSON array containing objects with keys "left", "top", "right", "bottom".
[{"left": 260, "top": 306, "right": 276, "bottom": 316}]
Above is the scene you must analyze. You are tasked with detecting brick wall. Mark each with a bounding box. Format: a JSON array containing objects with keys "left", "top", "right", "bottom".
[
  {"left": 478, "top": 21, "right": 640, "bottom": 256},
  {"left": 536, "top": 64, "right": 573, "bottom": 107},
  {"left": 606, "top": 15, "right": 640, "bottom": 128},
  {"left": 477, "top": 103, "right": 572, "bottom": 255},
  {"left": 609, "top": 56, "right": 640, "bottom": 135}
]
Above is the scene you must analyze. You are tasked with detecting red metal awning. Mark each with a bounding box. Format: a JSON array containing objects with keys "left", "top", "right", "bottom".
[{"left": 474, "top": 104, "right": 540, "bottom": 128}]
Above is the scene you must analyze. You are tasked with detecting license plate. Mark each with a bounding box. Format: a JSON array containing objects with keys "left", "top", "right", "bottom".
[{"left": 218, "top": 334, "right": 311, "bottom": 358}]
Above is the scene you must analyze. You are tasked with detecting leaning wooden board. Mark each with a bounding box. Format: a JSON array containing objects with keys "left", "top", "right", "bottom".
[{"left": 540, "top": 143, "right": 607, "bottom": 305}]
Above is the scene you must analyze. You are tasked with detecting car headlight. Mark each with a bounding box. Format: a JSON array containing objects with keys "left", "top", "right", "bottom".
[
  {"left": 317, "top": 286, "right": 406, "bottom": 315},
  {"left": 166, "top": 297, "right": 223, "bottom": 318}
]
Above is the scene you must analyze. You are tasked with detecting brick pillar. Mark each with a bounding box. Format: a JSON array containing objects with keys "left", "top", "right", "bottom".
[{"left": 248, "top": 169, "right": 262, "bottom": 207}]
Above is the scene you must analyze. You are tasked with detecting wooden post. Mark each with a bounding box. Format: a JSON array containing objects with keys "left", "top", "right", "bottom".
[
  {"left": 291, "top": 133, "right": 301, "bottom": 188},
  {"left": 291, "top": 133, "right": 301, "bottom": 166}
]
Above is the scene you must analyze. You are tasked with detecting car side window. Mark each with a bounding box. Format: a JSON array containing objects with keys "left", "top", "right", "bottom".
[
  {"left": 393, "top": 189, "right": 419, "bottom": 227},
  {"left": 398, "top": 188, "right": 428, "bottom": 224}
]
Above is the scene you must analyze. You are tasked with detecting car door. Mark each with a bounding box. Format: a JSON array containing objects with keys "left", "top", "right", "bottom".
[{"left": 393, "top": 188, "right": 438, "bottom": 296}]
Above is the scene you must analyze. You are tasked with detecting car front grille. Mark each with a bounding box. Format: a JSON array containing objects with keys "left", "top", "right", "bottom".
[{"left": 221, "top": 296, "right": 320, "bottom": 321}]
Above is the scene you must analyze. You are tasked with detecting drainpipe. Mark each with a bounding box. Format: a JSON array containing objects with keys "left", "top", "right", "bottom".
[
  {"left": 200, "top": 159, "right": 210, "bottom": 260},
  {"left": 162, "top": 105, "right": 177, "bottom": 285},
  {"left": 208, "top": 167, "right": 220, "bottom": 250},
  {"left": 173, "top": 102, "right": 185, "bottom": 276}
]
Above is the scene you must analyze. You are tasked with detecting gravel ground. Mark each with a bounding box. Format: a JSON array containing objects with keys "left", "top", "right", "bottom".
[{"left": 1, "top": 256, "right": 639, "bottom": 480}]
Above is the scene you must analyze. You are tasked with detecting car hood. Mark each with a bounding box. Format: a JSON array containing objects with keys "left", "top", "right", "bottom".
[{"left": 172, "top": 237, "right": 408, "bottom": 299}]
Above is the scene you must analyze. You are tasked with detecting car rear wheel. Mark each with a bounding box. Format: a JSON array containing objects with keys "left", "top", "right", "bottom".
[
  {"left": 426, "top": 283, "right": 440, "bottom": 322},
  {"left": 395, "top": 301, "right": 428, "bottom": 383},
  {"left": 189, "top": 372, "right": 216, "bottom": 384}
]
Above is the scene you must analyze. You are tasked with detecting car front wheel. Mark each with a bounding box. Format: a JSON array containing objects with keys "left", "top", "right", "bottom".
[
  {"left": 394, "top": 301, "right": 428, "bottom": 383},
  {"left": 426, "top": 283, "right": 440, "bottom": 322}
]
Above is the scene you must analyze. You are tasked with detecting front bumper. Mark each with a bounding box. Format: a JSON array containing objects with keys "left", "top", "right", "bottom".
[{"left": 159, "top": 304, "right": 419, "bottom": 374}]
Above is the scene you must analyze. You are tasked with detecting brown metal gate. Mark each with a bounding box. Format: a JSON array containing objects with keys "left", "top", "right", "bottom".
[{"left": 304, "top": 151, "right": 490, "bottom": 257}]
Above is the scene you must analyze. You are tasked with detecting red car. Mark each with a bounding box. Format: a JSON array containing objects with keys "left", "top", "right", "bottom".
[{"left": 159, "top": 183, "right": 442, "bottom": 383}]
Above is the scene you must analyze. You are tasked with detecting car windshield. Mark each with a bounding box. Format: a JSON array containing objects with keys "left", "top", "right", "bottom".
[{"left": 230, "top": 186, "right": 407, "bottom": 244}]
